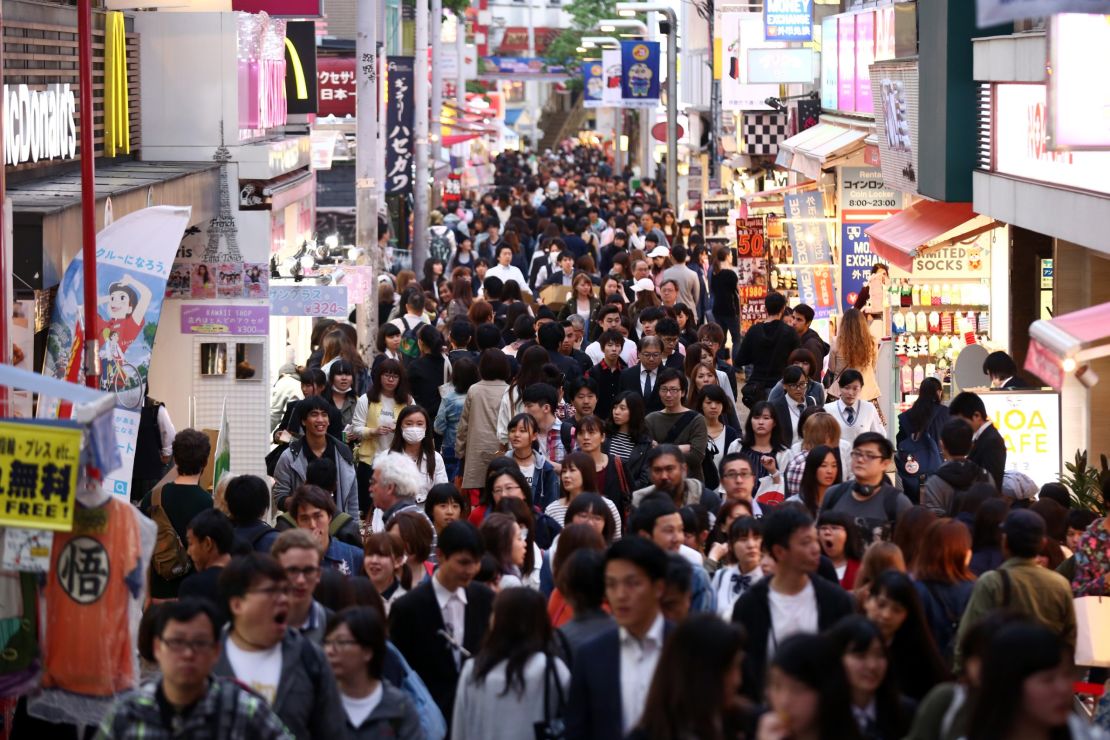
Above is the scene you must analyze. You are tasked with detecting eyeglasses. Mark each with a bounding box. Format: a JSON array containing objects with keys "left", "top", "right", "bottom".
[
  {"left": 381, "top": 372, "right": 399, "bottom": 379},
  {"left": 492, "top": 484, "right": 522, "bottom": 497},
  {"left": 248, "top": 585, "right": 292, "bottom": 598},
  {"left": 284, "top": 566, "right": 321, "bottom": 580},
  {"left": 722, "top": 471, "right": 754, "bottom": 479},
  {"left": 160, "top": 637, "right": 216, "bottom": 654},
  {"left": 786, "top": 382, "right": 808, "bottom": 390},
  {"left": 658, "top": 386, "right": 682, "bottom": 395},
  {"left": 640, "top": 352, "right": 662, "bottom": 359},
  {"left": 322, "top": 638, "right": 360, "bottom": 649},
  {"left": 849, "top": 450, "right": 885, "bottom": 462}
]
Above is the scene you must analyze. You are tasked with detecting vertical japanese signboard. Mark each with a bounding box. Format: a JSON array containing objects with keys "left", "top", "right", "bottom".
[
  {"left": 385, "top": 56, "right": 415, "bottom": 195},
  {"left": 583, "top": 61, "right": 603, "bottom": 109},
  {"left": 784, "top": 192, "right": 835, "bottom": 318},
  {"left": 838, "top": 166, "right": 903, "bottom": 310},
  {"left": 620, "top": 40, "right": 660, "bottom": 109},
  {"left": 764, "top": 0, "right": 813, "bottom": 42}
]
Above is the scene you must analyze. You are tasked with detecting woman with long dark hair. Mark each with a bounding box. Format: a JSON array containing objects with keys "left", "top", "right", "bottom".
[
  {"left": 896, "top": 376, "right": 949, "bottom": 447},
  {"left": 545, "top": 451, "right": 621, "bottom": 538},
  {"left": 350, "top": 357, "right": 413, "bottom": 512},
  {"left": 387, "top": 405, "right": 446, "bottom": 501},
  {"left": 434, "top": 356, "right": 479, "bottom": 483},
  {"left": 827, "top": 616, "right": 916, "bottom": 740},
  {"left": 495, "top": 497, "right": 544, "bottom": 590},
  {"left": 479, "top": 512, "right": 528, "bottom": 589},
  {"left": 697, "top": 385, "right": 742, "bottom": 490},
  {"left": 501, "top": 412, "right": 559, "bottom": 509},
  {"left": 557, "top": 272, "right": 600, "bottom": 323},
  {"left": 756, "top": 633, "right": 863, "bottom": 740},
  {"left": 406, "top": 324, "right": 447, "bottom": 421},
  {"left": 327, "top": 359, "right": 359, "bottom": 430},
  {"left": 446, "top": 274, "right": 474, "bottom": 325},
  {"left": 497, "top": 345, "right": 549, "bottom": 445},
  {"left": 451, "top": 588, "right": 569, "bottom": 739},
  {"left": 864, "top": 570, "right": 950, "bottom": 701},
  {"left": 787, "top": 444, "right": 843, "bottom": 515},
  {"left": 630, "top": 614, "right": 749, "bottom": 740},
  {"left": 912, "top": 519, "right": 977, "bottom": 662},
  {"left": 574, "top": 414, "right": 632, "bottom": 522},
  {"left": 728, "top": 399, "right": 791, "bottom": 502},
  {"left": 604, "top": 391, "right": 653, "bottom": 487}
]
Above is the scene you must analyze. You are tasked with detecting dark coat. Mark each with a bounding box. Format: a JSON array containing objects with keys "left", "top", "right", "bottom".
[
  {"left": 587, "top": 360, "right": 626, "bottom": 420},
  {"left": 408, "top": 353, "right": 447, "bottom": 421},
  {"left": 770, "top": 395, "right": 816, "bottom": 447},
  {"left": 968, "top": 423, "right": 1007, "bottom": 491},
  {"left": 618, "top": 364, "right": 663, "bottom": 413}
]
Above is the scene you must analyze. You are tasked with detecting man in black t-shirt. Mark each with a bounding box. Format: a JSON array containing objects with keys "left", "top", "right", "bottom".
[{"left": 180, "top": 509, "right": 234, "bottom": 627}]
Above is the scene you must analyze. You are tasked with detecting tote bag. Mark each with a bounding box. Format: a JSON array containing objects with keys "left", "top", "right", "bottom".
[{"left": 1074, "top": 595, "right": 1110, "bottom": 667}]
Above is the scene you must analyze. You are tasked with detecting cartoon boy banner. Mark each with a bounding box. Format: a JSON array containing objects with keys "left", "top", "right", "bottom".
[
  {"left": 583, "top": 61, "right": 604, "bottom": 109},
  {"left": 39, "top": 206, "right": 192, "bottom": 499},
  {"left": 620, "top": 40, "right": 660, "bottom": 109}
]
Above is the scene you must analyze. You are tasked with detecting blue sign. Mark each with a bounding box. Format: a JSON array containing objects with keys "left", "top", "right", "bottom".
[
  {"left": 620, "top": 40, "right": 660, "bottom": 109},
  {"left": 269, "top": 285, "right": 348, "bottom": 317},
  {"left": 764, "top": 0, "right": 813, "bottom": 42},
  {"left": 583, "top": 60, "right": 604, "bottom": 109},
  {"left": 784, "top": 192, "right": 834, "bottom": 314},
  {"left": 841, "top": 222, "right": 879, "bottom": 311}
]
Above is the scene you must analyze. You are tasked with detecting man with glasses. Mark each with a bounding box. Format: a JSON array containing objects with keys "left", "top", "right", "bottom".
[
  {"left": 215, "top": 553, "right": 345, "bottom": 739},
  {"left": 771, "top": 366, "right": 816, "bottom": 446},
  {"left": 97, "top": 599, "right": 293, "bottom": 739},
  {"left": 619, "top": 336, "right": 665, "bottom": 412},
  {"left": 818, "top": 432, "right": 911, "bottom": 544},
  {"left": 271, "top": 529, "right": 330, "bottom": 646},
  {"left": 287, "top": 484, "right": 363, "bottom": 576},
  {"left": 716, "top": 453, "right": 771, "bottom": 517},
  {"left": 643, "top": 369, "right": 709, "bottom": 482}
]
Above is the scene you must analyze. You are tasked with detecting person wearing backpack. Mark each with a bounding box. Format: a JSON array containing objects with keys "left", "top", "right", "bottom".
[
  {"left": 139, "top": 429, "right": 214, "bottom": 599},
  {"left": 427, "top": 210, "right": 456, "bottom": 264},
  {"left": 389, "top": 291, "right": 429, "bottom": 360},
  {"left": 895, "top": 425, "right": 942, "bottom": 505},
  {"left": 820, "top": 432, "right": 912, "bottom": 545},
  {"left": 224, "top": 474, "right": 280, "bottom": 554},
  {"left": 921, "top": 418, "right": 995, "bottom": 517}
]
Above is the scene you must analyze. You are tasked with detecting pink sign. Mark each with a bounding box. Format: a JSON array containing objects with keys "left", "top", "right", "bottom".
[
  {"left": 854, "top": 11, "right": 875, "bottom": 114},
  {"left": 180, "top": 304, "right": 271, "bottom": 335},
  {"left": 838, "top": 15, "right": 856, "bottom": 112}
]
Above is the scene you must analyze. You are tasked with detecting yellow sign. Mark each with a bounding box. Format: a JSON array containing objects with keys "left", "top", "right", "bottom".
[{"left": 0, "top": 420, "right": 83, "bottom": 531}]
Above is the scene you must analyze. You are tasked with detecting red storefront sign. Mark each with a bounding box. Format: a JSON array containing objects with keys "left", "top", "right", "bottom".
[
  {"left": 318, "top": 56, "right": 356, "bottom": 118},
  {"left": 232, "top": 0, "right": 322, "bottom": 16}
]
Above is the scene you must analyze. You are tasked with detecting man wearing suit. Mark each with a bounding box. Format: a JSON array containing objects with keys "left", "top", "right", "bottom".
[
  {"left": 619, "top": 335, "right": 665, "bottom": 412},
  {"left": 731, "top": 506, "right": 854, "bottom": 701},
  {"left": 771, "top": 366, "right": 817, "bottom": 446},
  {"left": 983, "top": 350, "right": 1029, "bottom": 390},
  {"left": 567, "top": 537, "right": 673, "bottom": 739},
  {"left": 950, "top": 391, "right": 1007, "bottom": 490},
  {"left": 537, "top": 321, "right": 581, "bottom": 387},
  {"left": 388, "top": 521, "right": 494, "bottom": 724}
]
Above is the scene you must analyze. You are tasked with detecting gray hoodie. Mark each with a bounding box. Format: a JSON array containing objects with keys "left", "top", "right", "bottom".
[{"left": 272, "top": 436, "right": 359, "bottom": 518}]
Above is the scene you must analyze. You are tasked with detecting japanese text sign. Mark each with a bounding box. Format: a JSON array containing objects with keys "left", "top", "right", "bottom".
[
  {"left": 386, "top": 56, "right": 415, "bottom": 195},
  {"left": 764, "top": 0, "right": 813, "bottom": 42},
  {"left": 0, "top": 420, "right": 82, "bottom": 532},
  {"left": 269, "top": 285, "right": 348, "bottom": 317},
  {"left": 785, "top": 192, "right": 833, "bottom": 314},
  {"left": 621, "top": 41, "right": 661, "bottom": 109},
  {"left": 318, "top": 56, "right": 356, "bottom": 118},
  {"left": 180, "top": 304, "right": 271, "bottom": 335},
  {"left": 980, "top": 392, "right": 1061, "bottom": 488}
]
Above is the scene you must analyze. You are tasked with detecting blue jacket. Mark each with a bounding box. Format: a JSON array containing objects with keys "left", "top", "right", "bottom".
[{"left": 501, "top": 447, "right": 561, "bottom": 510}]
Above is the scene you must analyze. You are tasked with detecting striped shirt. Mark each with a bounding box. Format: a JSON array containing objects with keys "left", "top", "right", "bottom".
[
  {"left": 607, "top": 432, "right": 637, "bottom": 461},
  {"left": 545, "top": 496, "right": 623, "bottom": 539}
]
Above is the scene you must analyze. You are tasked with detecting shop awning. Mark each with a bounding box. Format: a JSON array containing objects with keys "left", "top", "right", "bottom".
[
  {"left": 774, "top": 123, "right": 867, "bottom": 180},
  {"left": 1027, "top": 302, "right": 1110, "bottom": 390},
  {"left": 863, "top": 201, "right": 983, "bottom": 271},
  {"left": 443, "top": 133, "right": 481, "bottom": 147}
]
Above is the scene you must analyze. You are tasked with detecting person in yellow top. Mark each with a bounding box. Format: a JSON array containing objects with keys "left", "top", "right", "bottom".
[{"left": 349, "top": 358, "right": 414, "bottom": 514}]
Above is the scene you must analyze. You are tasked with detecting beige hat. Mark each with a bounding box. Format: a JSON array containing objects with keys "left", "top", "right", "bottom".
[{"left": 632, "top": 278, "right": 656, "bottom": 293}]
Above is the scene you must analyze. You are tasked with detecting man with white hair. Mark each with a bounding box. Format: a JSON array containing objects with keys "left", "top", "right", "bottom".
[{"left": 370, "top": 452, "right": 426, "bottom": 533}]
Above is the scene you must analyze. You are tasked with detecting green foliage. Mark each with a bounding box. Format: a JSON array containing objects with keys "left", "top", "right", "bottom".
[
  {"left": 545, "top": 0, "right": 617, "bottom": 70},
  {"left": 545, "top": 28, "right": 586, "bottom": 70},
  {"left": 1061, "top": 450, "right": 1109, "bottom": 515},
  {"left": 442, "top": 0, "right": 471, "bottom": 17}
]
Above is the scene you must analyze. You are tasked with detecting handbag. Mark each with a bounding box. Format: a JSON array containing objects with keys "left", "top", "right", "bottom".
[
  {"left": 533, "top": 651, "right": 567, "bottom": 740},
  {"left": 1074, "top": 595, "right": 1110, "bottom": 667}
]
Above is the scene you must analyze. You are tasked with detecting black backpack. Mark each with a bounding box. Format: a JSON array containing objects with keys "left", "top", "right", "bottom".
[{"left": 895, "top": 432, "right": 942, "bottom": 504}]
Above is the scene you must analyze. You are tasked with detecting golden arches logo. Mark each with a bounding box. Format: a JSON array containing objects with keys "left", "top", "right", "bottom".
[{"left": 284, "top": 38, "right": 309, "bottom": 101}]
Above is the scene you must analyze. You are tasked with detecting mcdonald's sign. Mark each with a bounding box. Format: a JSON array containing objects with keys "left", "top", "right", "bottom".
[{"left": 284, "top": 21, "right": 318, "bottom": 116}]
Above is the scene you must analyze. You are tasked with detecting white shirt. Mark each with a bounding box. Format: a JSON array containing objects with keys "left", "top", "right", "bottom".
[
  {"left": 225, "top": 638, "right": 283, "bottom": 705},
  {"left": 619, "top": 613, "right": 665, "bottom": 733},
  {"left": 584, "top": 338, "right": 638, "bottom": 367},
  {"left": 786, "top": 398, "right": 806, "bottom": 437},
  {"left": 341, "top": 684, "right": 383, "bottom": 728},
  {"left": 972, "top": 418, "right": 994, "bottom": 442},
  {"left": 485, "top": 264, "right": 533, "bottom": 295},
  {"left": 639, "top": 366, "right": 658, "bottom": 396},
  {"left": 155, "top": 405, "right": 176, "bottom": 458},
  {"left": 823, "top": 399, "right": 886, "bottom": 445},
  {"left": 767, "top": 579, "right": 818, "bottom": 658},
  {"left": 678, "top": 543, "right": 703, "bottom": 568},
  {"left": 389, "top": 313, "right": 428, "bottom": 334},
  {"left": 432, "top": 573, "right": 468, "bottom": 667},
  {"left": 712, "top": 564, "right": 764, "bottom": 619}
]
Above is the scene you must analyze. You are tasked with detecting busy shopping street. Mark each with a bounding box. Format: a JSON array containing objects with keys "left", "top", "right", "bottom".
[{"left": 0, "top": 0, "right": 1109, "bottom": 738}]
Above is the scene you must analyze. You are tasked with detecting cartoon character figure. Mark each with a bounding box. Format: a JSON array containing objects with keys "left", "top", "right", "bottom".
[
  {"left": 99, "top": 330, "right": 125, "bottom": 387},
  {"left": 96, "top": 274, "right": 152, "bottom": 355},
  {"left": 628, "top": 62, "right": 653, "bottom": 97}
]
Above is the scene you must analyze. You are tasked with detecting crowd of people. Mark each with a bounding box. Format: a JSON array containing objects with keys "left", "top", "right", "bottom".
[{"left": 84, "top": 144, "right": 1110, "bottom": 739}]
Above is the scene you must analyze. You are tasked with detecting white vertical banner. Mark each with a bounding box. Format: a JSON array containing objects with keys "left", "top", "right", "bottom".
[{"left": 602, "top": 48, "right": 624, "bottom": 107}]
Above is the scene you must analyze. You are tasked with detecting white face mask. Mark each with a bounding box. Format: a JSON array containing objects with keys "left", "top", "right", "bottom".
[{"left": 402, "top": 427, "right": 426, "bottom": 444}]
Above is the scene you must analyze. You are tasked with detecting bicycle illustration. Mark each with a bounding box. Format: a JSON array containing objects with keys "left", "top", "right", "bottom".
[{"left": 100, "top": 360, "right": 144, "bottom": 409}]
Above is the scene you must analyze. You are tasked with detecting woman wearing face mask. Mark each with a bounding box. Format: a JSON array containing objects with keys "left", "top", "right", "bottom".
[
  {"left": 827, "top": 616, "right": 916, "bottom": 740},
  {"left": 385, "top": 405, "right": 446, "bottom": 503},
  {"left": 328, "top": 360, "right": 359, "bottom": 431},
  {"left": 362, "top": 532, "right": 407, "bottom": 614},
  {"left": 574, "top": 415, "right": 631, "bottom": 524},
  {"left": 864, "top": 570, "right": 950, "bottom": 701},
  {"left": 814, "top": 509, "right": 863, "bottom": 589}
]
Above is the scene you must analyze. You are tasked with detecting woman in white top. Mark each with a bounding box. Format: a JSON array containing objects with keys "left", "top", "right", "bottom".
[
  {"left": 727, "top": 401, "right": 794, "bottom": 503},
  {"left": 383, "top": 405, "right": 446, "bottom": 503},
  {"left": 452, "top": 588, "right": 570, "bottom": 740},
  {"left": 827, "top": 308, "right": 882, "bottom": 410},
  {"left": 707, "top": 514, "right": 765, "bottom": 620},
  {"left": 823, "top": 368, "right": 886, "bottom": 446}
]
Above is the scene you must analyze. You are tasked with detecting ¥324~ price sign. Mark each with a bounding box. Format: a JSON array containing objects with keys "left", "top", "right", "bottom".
[
  {"left": 0, "top": 420, "right": 83, "bottom": 531},
  {"left": 269, "top": 285, "right": 349, "bottom": 317}
]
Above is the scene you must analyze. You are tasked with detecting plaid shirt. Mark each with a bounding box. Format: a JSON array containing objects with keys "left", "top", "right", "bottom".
[
  {"left": 95, "top": 677, "right": 293, "bottom": 740},
  {"left": 545, "top": 418, "right": 568, "bottom": 465}
]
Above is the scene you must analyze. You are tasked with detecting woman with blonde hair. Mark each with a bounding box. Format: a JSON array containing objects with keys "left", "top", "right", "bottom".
[
  {"left": 782, "top": 410, "right": 853, "bottom": 496},
  {"left": 827, "top": 308, "right": 881, "bottom": 412}
]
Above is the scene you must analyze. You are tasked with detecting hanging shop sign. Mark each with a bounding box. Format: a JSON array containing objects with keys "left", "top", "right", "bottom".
[
  {"left": 871, "top": 60, "right": 919, "bottom": 194},
  {"left": 284, "top": 21, "right": 318, "bottom": 116},
  {"left": 784, "top": 192, "right": 836, "bottom": 317},
  {"left": 386, "top": 56, "right": 416, "bottom": 195},
  {"left": 1048, "top": 14, "right": 1110, "bottom": 150},
  {"left": 718, "top": 12, "right": 781, "bottom": 111},
  {"left": 478, "top": 57, "right": 570, "bottom": 80},
  {"left": 976, "top": 0, "right": 1110, "bottom": 27},
  {"left": 980, "top": 391, "right": 1061, "bottom": 488},
  {"left": 993, "top": 83, "right": 1110, "bottom": 197},
  {"left": 0, "top": 420, "right": 82, "bottom": 531},
  {"left": 3, "top": 84, "right": 77, "bottom": 167},
  {"left": 40, "top": 207, "right": 192, "bottom": 500},
  {"left": 764, "top": 0, "right": 813, "bottom": 42},
  {"left": 318, "top": 56, "right": 356, "bottom": 118},
  {"left": 180, "top": 304, "right": 270, "bottom": 335},
  {"left": 583, "top": 61, "right": 604, "bottom": 109},
  {"left": 911, "top": 242, "right": 990, "bottom": 279},
  {"left": 620, "top": 41, "right": 661, "bottom": 109},
  {"left": 747, "top": 48, "right": 815, "bottom": 84},
  {"left": 602, "top": 48, "right": 623, "bottom": 107},
  {"left": 821, "top": 7, "right": 901, "bottom": 116},
  {"left": 269, "top": 285, "right": 348, "bottom": 317},
  {"left": 838, "top": 165, "right": 904, "bottom": 310}
]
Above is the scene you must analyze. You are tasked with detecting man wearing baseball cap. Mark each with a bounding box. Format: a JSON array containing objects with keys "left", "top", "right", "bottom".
[{"left": 953, "top": 509, "right": 1076, "bottom": 670}]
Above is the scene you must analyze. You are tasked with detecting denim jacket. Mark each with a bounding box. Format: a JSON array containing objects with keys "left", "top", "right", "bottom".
[{"left": 433, "top": 390, "right": 466, "bottom": 453}]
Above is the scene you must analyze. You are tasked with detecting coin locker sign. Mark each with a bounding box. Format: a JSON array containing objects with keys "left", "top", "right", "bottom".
[{"left": 0, "top": 421, "right": 83, "bottom": 531}]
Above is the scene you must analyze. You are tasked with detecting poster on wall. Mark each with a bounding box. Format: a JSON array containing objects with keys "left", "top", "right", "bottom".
[
  {"left": 871, "top": 60, "right": 919, "bottom": 194},
  {"left": 784, "top": 192, "right": 834, "bottom": 315},
  {"left": 736, "top": 217, "right": 769, "bottom": 325},
  {"left": 385, "top": 56, "right": 415, "bottom": 195},
  {"left": 583, "top": 60, "right": 603, "bottom": 109},
  {"left": 976, "top": 0, "right": 1110, "bottom": 27},
  {"left": 620, "top": 40, "right": 660, "bottom": 109},
  {"left": 166, "top": 262, "right": 267, "bottom": 299},
  {"left": 980, "top": 391, "right": 1061, "bottom": 488},
  {"left": 39, "top": 206, "right": 193, "bottom": 499}
]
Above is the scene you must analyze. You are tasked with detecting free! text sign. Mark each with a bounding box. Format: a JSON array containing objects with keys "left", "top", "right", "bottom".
[{"left": 0, "top": 421, "right": 83, "bottom": 531}]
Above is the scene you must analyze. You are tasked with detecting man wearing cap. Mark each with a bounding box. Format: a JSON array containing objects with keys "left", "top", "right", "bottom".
[{"left": 953, "top": 509, "right": 1076, "bottom": 670}]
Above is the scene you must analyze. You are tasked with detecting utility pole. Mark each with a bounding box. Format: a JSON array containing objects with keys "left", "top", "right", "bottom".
[
  {"left": 431, "top": 0, "right": 443, "bottom": 165},
  {"left": 356, "top": 0, "right": 380, "bottom": 356},
  {"left": 456, "top": 12, "right": 466, "bottom": 110},
  {"left": 664, "top": 10, "right": 677, "bottom": 209},
  {"left": 413, "top": 0, "right": 430, "bottom": 270},
  {"left": 527, "top": 0, "right": 538, "bottom": 150}
]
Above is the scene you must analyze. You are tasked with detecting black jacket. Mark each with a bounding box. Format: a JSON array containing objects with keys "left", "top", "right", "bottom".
[
  {"left": 731, "top": 574, "right": 855, "bottom": 701},
  {"left": 408, "top": 353, "right": 446, "bottom": 421},
  {"left": 771, "top": 396, "right": 815, "bottom": 447},
  {"left": 799, "top": 328, "right": 830, "bottom": 364},
  {"left": 968, "top": 423, "right": 1007, "bottom": 491},
  {"left": 587, "top": 361, "right": 625, "bottom": 420},
  {"left": 734, "top": 319, "right": 801, "bottom": 386},
  {"left": 388, "top": 579, "right": 495, "bottom": 722},
  {"left": 618, "top": 364, "right": 663, "bottom": 412}
]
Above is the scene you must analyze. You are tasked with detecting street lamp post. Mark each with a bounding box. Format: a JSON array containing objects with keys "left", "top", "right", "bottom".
[{"left": 616, "top": 2, "right": 678, "bottom": 209}]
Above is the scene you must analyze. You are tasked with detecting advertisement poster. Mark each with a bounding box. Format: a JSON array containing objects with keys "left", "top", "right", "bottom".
[
  {"left": 840, "top": 221, "right": 878, "bottom": 310},
  {"left": 736, "top": 217, "right": 769, "bottom": 326},
  {"left": 838, "top": 14, "right": 856, "bottom": 112},
  {"left": 764, "top": 0, "right": 813, "bottom": 42},
  {"left": 854, "top": 10, "right": 875, "bottom": 114},
  {"left": 980, "top": 392, "right": 1061, "bottom": 488},
  {"left": 317, "top": 56, "right": 356, "bottom": 118},
  {"left": 0, "top": 420, "right": 83, "bottom": 531},
  {"left": 583, "top": 60, "right": 604, "bottom": 109},
  {"left": 40, "top": 206, "right": 192, "bottom": 499},
  {"left": 719, "top": 12, "right": 780, "bottom": 110},
  {"left": 180, "top": 304, "right": 271, "bottom": 335},
  {"left": 216, "top": 263, "right": 244, "bottom": 298},
  {"left": 478, "top": 57, "right": 569, "bottom": 80},
  {"left": 602, "top": 48, "right": 623, "bottom": 107},
  {"left": 385, "top": 56, "right": 415, "bottom": 195},
  {"left": 977, "top": 0, "right": 1110, "bottom": 27},
  {"left": 784, "top": 192, "right": 833, "bottom": 314},
  {"left": 839, "top": 166, "right": 903, "bottom": 310},
  {"left": 620, "top": 41, "right": 660, "bottom": 109},
  {"left": 167, "top": 262, "right": 267, "bottom": 299}
]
